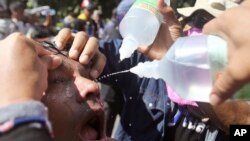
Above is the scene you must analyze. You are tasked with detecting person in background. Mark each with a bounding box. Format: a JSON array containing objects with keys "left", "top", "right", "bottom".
[
  {"left": 63, "top": 12, "right": 76, "bottom": 29},
  {"left": 0, "top": 4, "right": 17, "bottom": 39},
  {"left": 25, "top": 6, "right": 56, "bottom": 40},
  {"left": 92, "top": 9, "right": 105, "bottom": 39},
  {"left": 74, "top": 1, "right": 98, "bottom": 37},
  {"left": 9, "top": 1, "right": 29, "bottom": 35},
  {"left": 103, "top": 8, "right": 121, "bottom": 42}
]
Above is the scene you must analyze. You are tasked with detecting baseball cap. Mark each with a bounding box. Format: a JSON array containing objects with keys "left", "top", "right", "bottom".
[{"left": 177, "top": 0, "right": 240, "bottom": 17}]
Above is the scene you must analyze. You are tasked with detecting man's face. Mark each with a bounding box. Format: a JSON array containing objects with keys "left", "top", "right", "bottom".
[
  {"left": 84, "top": 8, "right": 93, "bottom": 18},
  {"left": 41, "top": 48, "right": 106, "bottom": 141},
  {"left": 11, "top": 8, "right": 24, "bottom": 20}
]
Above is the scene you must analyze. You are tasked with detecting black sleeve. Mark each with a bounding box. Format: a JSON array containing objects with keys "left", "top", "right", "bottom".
[{"left": 0, "top": 123, "right": 52, "bottom": 141}]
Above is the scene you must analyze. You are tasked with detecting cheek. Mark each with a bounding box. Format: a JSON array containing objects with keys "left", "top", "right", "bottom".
[
  {"left": 42, "top": 84, "right": 79, "bottom": 129},
  {"left": 48, "top": 101, "right": 75, "bottom": 136}
]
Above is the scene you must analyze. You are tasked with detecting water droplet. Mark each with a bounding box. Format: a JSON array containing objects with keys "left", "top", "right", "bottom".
[
  {"left": 65, "top": 86, "right": 73, "bottom": 98},
  {"left": 96, "top": 70, "right": 130, "bottom": 81},
  {"left": 149, "top": 103, "right": 153, "bottom": 107}
]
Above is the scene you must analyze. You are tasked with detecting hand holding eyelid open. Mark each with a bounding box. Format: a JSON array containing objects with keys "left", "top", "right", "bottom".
[
  {"left": 0, "top": 33, "right": 62, "bottom": 107},
  {"left": 55, "top": 28, "right": 106, "bottom": 79}
]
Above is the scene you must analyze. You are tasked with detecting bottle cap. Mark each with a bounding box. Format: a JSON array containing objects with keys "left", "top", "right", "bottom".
[
  {"left": 164, "top": 0, "right": 171, "bottom": 5},
  {"left": 119, "top": 37, "right": 138, "bottom": 61},
  {"left": 207, "top": 35, "right": 227, "bottom": 81}
]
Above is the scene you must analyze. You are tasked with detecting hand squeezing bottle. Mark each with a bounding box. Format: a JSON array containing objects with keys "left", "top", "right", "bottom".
[
  {"left": 130, "top": 35, "right": 231, "bottom": 102},
  {"left": 119, "top": 0, "right": 170, "bottom": 61}
]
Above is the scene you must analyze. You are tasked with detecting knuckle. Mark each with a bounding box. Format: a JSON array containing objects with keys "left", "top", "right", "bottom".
[
  {"left": 77, "top": 31, "right": 88, "bottom": 38},
  {"left": 61, "top": 28, "right": 71, "bottom": 33}
]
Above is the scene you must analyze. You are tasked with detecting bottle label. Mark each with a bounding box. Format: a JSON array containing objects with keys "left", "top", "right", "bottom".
[{"left": 133, "top": 0, "right": 163, "bottom": 22}]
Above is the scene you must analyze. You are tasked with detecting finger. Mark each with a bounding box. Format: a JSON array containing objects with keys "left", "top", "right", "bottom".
[
  {"left": 40, "top": 55, "right": 62, "bottom": 70},
  {"left": 79, "top": 37, "right": 99, "bottom": 64},
  {"left": 157, "top": 0, "right": 178, "bottom": 27},
  {"left": 54, "top": 28, "right": 73, "bottom": 50},
  {"left": 69, "top": 31, "right": 88, "bottom": 59},
  {"left": 158, "top": 0, "right": 167, "bottom": 8},
  {"left": 157, "top": 0, "right": 174, "bottom": 15},
  {"left": 210, "top": 67, "right": 241, "bottom": 105},
  {"left": 203, "top": 18, "right": 227, "bottom": 39},
  {"left": 90, "top": 51, "right": 106, "bottom": 79}
]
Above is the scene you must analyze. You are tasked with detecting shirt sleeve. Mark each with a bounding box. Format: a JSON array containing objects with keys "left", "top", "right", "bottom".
[{"left": 0, "top": 101, "right": 52, "bottom": 141}]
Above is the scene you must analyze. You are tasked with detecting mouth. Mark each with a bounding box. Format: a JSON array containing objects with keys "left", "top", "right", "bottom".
[{"left": 79, "top": 105, "right": 106, "bottom": 140}]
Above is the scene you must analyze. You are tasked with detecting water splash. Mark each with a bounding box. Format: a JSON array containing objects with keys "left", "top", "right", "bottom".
[
  {"left": 96, "top": 70, "right": 130, "bottom": 82},
  {"left": 65, "top": 86, "right": 74, "bottom": 98}
]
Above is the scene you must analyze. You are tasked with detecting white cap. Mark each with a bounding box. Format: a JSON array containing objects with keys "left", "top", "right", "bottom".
[
  {"left": 177, "top": 0, "right": 239, "bottom": 17},
  {"left": 119, "top": 37, "right": 138, "bottom": 61}
]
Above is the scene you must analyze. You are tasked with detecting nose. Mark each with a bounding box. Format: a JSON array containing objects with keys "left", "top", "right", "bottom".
[{"left": 74, "top": 76, "right": 100, "bottom": 100}]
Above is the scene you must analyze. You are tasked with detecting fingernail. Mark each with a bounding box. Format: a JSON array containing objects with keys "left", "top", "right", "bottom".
[
  {"left": 90, "top": 70, "right": 99, "bottom": 79},
  {"left": 52, "top": 55, "right": 62, "bottom": 68},
  {"left": 210, "top": 94, "right": 222, "bottom": 105},
  {"left": 80, "top": 55, "right": 89, "bottom": 64},
  {"left": 69, "top": 50, "right": 78, "bottom": 59},
  {"left": 55, "top": 41, "right": 63, "bottom": 49}
]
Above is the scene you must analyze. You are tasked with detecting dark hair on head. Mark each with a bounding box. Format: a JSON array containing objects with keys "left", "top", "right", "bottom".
[
  {"left": 0, "top": 4, "right": 11, "bottom": 18},
  {"left": 0, "top": 4, "right": 6, "bottom": 17},
  {"left": 40, "top": 41, "right": 68, "bottom": 57},
  {"left": 9, "top": 1, "right": 25, "bottom": 12},
  {"left": 180, "top": 9, "right": 215, "bottom": 29}
]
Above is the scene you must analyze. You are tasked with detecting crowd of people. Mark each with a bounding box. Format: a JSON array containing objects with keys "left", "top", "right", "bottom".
[{"left": 1, "top": 0, "right": 250, "bottom": 141}]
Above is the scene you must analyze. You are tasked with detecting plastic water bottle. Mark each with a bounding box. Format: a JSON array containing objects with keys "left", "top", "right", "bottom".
[
  {"left": 119, "top": 0, "right": 170, "bottom": 61},
  {"left": 130, "top": 35, "right": 230, "bottom": 102}
]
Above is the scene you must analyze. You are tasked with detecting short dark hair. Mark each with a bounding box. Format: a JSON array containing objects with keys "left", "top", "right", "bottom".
[
  {"left": 9, "top": 1, "right": 25, "bottom": 12},
  {"left": 0, "top": 4, "right": 11, "bottom": 18}
]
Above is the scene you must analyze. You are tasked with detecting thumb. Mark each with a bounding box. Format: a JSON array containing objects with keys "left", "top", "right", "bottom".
[
  {"left": 40, "top": 55, "right": 62, "bottom": 70},
  {"left": 210, "top": 68, "right": 241, "bottom": 105},
  {"left": 158, "top": 0, "right": 167, "bottom": 8}
]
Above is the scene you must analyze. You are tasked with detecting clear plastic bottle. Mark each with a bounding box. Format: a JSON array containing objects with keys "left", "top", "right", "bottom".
[
  {"left": 119, "top": 0, "right": 164, "bottom": 61},
  {"left": 130, "top": 35, "right": 228, "bottom": 102}
]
